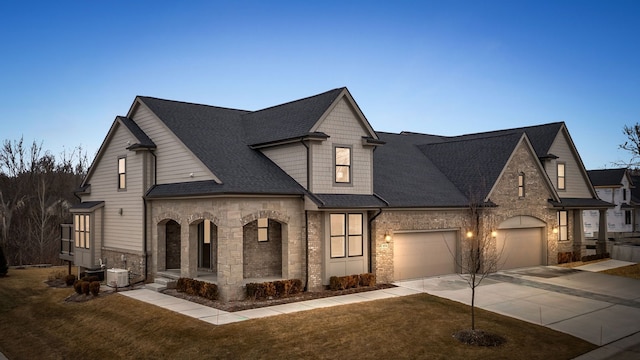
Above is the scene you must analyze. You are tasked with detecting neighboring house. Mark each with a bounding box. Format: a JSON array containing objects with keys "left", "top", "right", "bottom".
[
  {"left": 61, "top": 87, "right": 611, "bottom": 301},
  {"left": 583, "top": 168, "right": 636, "bottom": 239}
]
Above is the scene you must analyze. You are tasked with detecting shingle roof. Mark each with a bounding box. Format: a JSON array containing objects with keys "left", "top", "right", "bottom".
[
  {"left": 70, "top": 201, "right": 104, "bottom": 210},
  {"left": 549, "top": 198, "right": 614, "bottom": 209},
  {"left": 587, "top": 168, "right": 628, "bottom": 187},
  {"left": 418, "top": 132, "right": 524, "bottom": 201},
  {"left": 138, "top": 97, "right": 305, "bottom": 196},
  {"left": 243, "top": 88, "right": 344, "bottom": 145},
  {"left": 311, "top": 194, "right": 388, "bottom": 208},
  {"left": 117, "top": 116, "right": 156, "bottom": 149},
  {"left": 373, "top": 132, "right": 469, "bottom": 207}
]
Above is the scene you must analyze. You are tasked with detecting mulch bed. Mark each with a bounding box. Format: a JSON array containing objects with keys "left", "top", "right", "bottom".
[
  {"left": 162, "top": 283, "right": 396, "bottom": 312},
  {"left": 47, "top": 278, "right": 395, "bottom": 310}
]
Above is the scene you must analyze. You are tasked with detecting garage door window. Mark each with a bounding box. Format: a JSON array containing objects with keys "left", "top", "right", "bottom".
[{"left": 330, "top": 213, "right": 363, "bottom": 258}]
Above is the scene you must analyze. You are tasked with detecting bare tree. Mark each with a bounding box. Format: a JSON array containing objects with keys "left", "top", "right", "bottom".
[
  {"left": 457, "top": 202, "right": 502, "bottom": 330},
  {"left": 619, "top": 123, "right": 640, "bottom": 168}
]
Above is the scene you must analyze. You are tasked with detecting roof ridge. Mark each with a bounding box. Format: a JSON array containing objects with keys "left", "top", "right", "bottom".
[
  {"left": 137, "top": 96, "right": 250, "bottom": 113},
  {"left": 247, "top": 87, "right": 345, "bottom": 115}
]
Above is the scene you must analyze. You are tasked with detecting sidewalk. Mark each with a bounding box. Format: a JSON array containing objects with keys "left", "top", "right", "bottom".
[{"left": 120, "top": 285, "right": 421, "bottom": 325}]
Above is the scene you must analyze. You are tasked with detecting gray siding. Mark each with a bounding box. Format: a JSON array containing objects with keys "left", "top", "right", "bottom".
[
  {"left": 261, "top": 143, "right": 308, "bottom": 188},
  {"left": 311, "top": 98, "right": 373, "bottom": 194},
  {"left": 83, "top": 124, "right": 143, "bottom": 252},
  {"left": 547, "top": 131, "right": 592, "bottom": 198},
  {"left": 132, "top": 103, "right": 216, "bottom": 184}
]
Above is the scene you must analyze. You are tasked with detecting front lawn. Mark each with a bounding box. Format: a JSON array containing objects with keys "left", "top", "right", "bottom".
[{"left": 0, "top": 267, "right": 596, "bottom": 359}]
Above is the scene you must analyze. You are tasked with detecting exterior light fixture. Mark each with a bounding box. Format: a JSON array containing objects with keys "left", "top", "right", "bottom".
[
  {"left": 466, "top": 231, "right": 473, "bottom": 238},
  {"left": 491, "top": 230, "right": 498, "bottom": 238},
  {"left": 384, "top": 232, "right": 392, "bottom": 242},
  {"left": 552, "top": 227, "right": 558, "bottom": 234}
]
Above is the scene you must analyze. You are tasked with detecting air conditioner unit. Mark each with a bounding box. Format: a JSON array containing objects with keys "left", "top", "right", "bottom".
[{"left": 106, "top": 268, "right": 129, "bottom": 287}]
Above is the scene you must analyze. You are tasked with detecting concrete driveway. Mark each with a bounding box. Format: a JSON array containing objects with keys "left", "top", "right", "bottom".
[{"left": 395, "top": 260, "right": 640, "bottom": 358}]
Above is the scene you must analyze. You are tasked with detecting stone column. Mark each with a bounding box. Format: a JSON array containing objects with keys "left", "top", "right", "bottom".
[
  {"left": 597, "top": 209, "right": 607, "bottom": 255},
  {"left": 573, "top": 209, "right": 585, "bottom": 260}
]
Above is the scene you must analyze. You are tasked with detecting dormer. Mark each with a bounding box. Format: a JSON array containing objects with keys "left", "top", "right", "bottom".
[{"left": 247, "top": 88, "right": 383, "bottom": 194}]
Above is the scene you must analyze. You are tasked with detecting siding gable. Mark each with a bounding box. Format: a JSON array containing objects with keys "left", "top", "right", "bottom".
[
  {"left": 82, "top": 122, "right": 143, "bottom": 252},
  {"left": 547, "top": 129, "right": 593, "bottom": 198},
  {"left": 311, "top": 97, "right": 374, "bottom": 194},
  {"left": 129, "top": 101, "right": 219, "bottom": 185},
  {"left": 260, "top": 143, "right": 308, "bottom": 188}
]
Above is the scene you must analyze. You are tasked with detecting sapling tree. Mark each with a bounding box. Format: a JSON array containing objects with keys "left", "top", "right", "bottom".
[{"left": 457, "top": 201, "right": 503, "bottom": 331}]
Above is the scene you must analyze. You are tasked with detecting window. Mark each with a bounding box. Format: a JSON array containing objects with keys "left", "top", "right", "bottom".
[
  {"left": 118, "top": 157, "right": 126, "bottom": 190},
  {"left": 623, "top": 189, "right": 627, "bottom": 201},
  {"left": 330, "top": 213, "right": 363, "bottom": 258},
  {"left": 74, "top": 214, "right": 90, "bottom": 249},
  {"left": 558, "top": 211, "right": 568, "bottom": 241},
  {"left": 557, "top": 163, "right": 565, "bottom": 190},
  {"left": 257, "top": 218, "right": 269, "bottom": 242},
  {"left": 625, "top": 210, "right": 632, "bottom": 225},
  {"left": 335, "top": 146, "right": 351, "bottom": 183},
  {"left": 518, "top": 173, "right": 525, "bottom": 197}
]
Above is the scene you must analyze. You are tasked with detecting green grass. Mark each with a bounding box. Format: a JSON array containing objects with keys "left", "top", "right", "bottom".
[{"left": 0, "top": 267, "right": 597, "bottom": 360}]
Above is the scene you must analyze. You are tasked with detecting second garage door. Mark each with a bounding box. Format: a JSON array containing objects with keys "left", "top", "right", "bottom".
[
  {"left": 496, "top": 228, "right": 543, "bottom": 270},
  {"left": 394, "top": 231, "right": 457, "bottom": 281}
]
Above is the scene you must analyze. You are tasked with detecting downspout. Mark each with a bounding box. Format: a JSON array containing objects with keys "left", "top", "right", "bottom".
[
  {"left": 301, "top": 138, "right": 310, "bottom": 290},
  {"left": 141, "top": 150, "right": 157, "bottom": 283}
]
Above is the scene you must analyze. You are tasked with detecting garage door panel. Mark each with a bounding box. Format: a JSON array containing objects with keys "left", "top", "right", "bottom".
[
  {"left": 394, "top": 231, "right": 457, "bottom": 281},
  {"left": 497, "top": 228, "right": 543, "bottom": 270}
]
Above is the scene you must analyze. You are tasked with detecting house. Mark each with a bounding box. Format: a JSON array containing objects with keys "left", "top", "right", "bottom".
[
  {"left": 583, "top": 168, "right": 636, "bottom": 241},
  {"left": 61, "top": 87, "right": 612, "bottom": 301}
]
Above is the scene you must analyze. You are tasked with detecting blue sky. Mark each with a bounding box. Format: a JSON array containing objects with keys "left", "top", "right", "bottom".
[{"left": 1, "top": 1, "right": 638, "bottom": 169}]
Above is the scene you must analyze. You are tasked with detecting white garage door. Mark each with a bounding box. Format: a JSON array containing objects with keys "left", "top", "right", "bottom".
[
  {"left": 496, "top": 228, "right": 543, "bottom": 270},
  {"left": 394, "top": 231, "right": 457, "bottom": 281}
]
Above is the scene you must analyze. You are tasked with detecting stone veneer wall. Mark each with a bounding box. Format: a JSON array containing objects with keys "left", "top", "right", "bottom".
[
  {"left": 243, "top": 219, "right": 283, "bottom": 278},
  {"left": 100, "top": 248, "right": 146, "bottom": 281},
  {"left": 372, "top": 209, "right": 469, "bottom": 284},
  {"left": 150, "top": 197, "right": 305, "bottom": 301},
  {"left": 488, "top": 142, "right": 560, "bottom": 264}
]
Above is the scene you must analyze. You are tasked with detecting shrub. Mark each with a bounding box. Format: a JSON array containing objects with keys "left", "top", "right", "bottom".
[
  {"left": 89, "top": 281, "right": 101, "bottom": 296},
  {"left": 176, "top": 278, "right": 218, "bottom": 301},
  {"left": 359, "top": 273, "right": 376, "bottom": 287},
  {"left": 73, "top": 280, "right": 84, "bottom": 294},
  {"left": 48, "top": 269, "right": 67, "bottom": 281},
  {"left": 65, "top": 274, "right": 76, "bottom": 286},
  {"left": 81, "top": 281, "right": 90, "bottom": 295},
  {"left": 581, "top": 253, "right": 610, "bottom": 262},
  {"left": 199, "top": 282, "right": 218, "bottom": 301},
  {"left": 330, "top": 273, "right": 376, "bottom": 291}
]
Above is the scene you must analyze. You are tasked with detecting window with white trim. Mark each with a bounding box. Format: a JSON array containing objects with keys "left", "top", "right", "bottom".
[
  {"left": 625, "top": 210, "right": 632, "bottom": 225},
  {"left": 118, "top": 157, "right": 126, "bottom": 190},
  {"left": 335, "top": 146, "right": 351, "bottom": 183},
  {"left": 74, "top": 214, "right": 90, "bottom": 249},
  {"left": 330, "top": 213, "right": 363, "bottom": 258},
  {"left": 558, "top": 211, "right": 568, "bottom": 241}
]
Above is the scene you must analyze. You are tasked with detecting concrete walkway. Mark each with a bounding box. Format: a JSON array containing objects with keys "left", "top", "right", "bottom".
[
  {"left": 120, "top": 285, "right": 420, "bottom": 325},
  {"left": 116, "top": 259, "right": 639, "bottom": 360}
]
